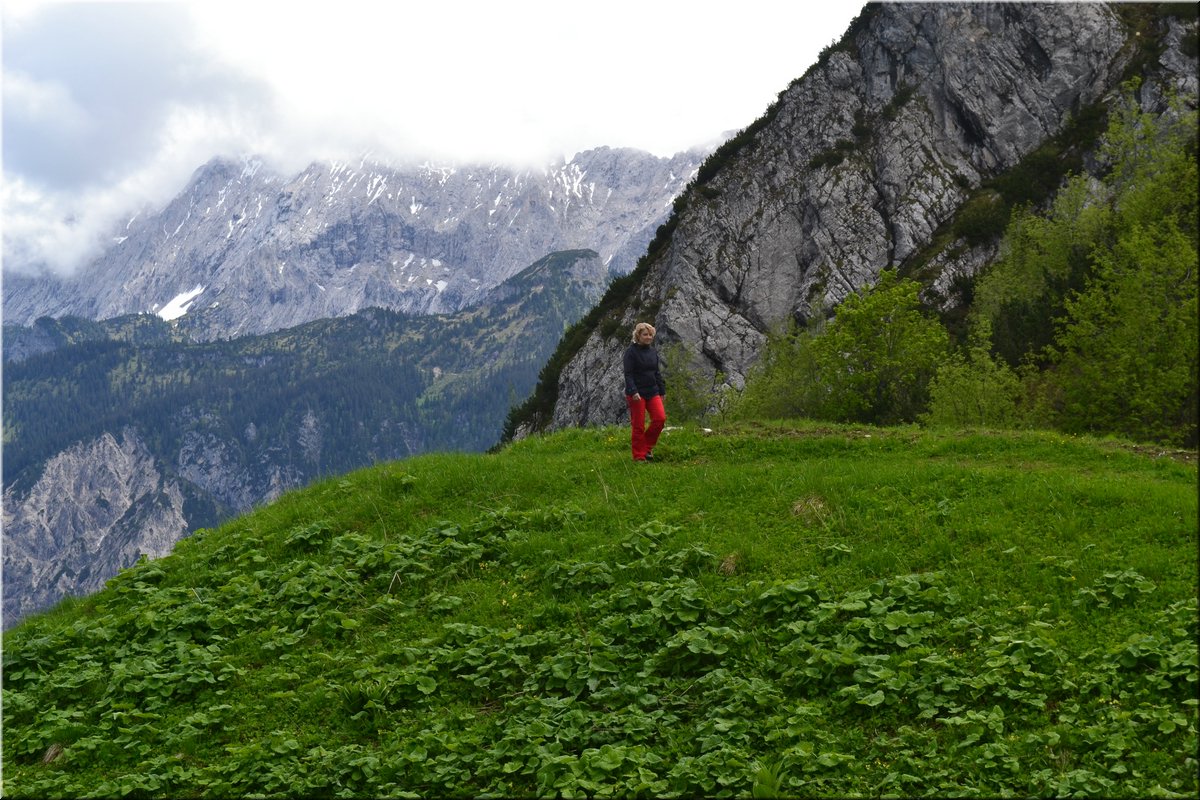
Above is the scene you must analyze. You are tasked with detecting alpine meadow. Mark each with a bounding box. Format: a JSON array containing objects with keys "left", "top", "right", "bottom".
[
  {"left": 2, "top": 3, "right": 1198, "bottom": 798},
  {"left": 2, "top": 423, "right": 1196, "bottom": 797}
]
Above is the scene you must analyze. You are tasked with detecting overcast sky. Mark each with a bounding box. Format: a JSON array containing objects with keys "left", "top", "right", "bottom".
[{"left": 1, "top": 0, "right": 865, "bottom": 276}]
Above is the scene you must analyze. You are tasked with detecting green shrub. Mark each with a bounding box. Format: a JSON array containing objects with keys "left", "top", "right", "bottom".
[
  {"left": 734, "top": 273, "right": 950, "bottom": 426},
  {"left": 922, "top": 325, "right": 1025, "bottom": 429},
  {"left": 970, "top": 81, "right": 1199, "bottom": 446},
  {"left": 953, "top": 190, "right": 1011, "bottom": 246},
  {"left": 881, "top": 84, "right": 917, "bottom": 121},
  {"left": 808, "top": 271, "right": 951, "bottom": 424},
  {"left": 729, "top": 321, "right": 823, "bottom": 422},
  {"left": 659, "top": 342, "right": 728, "bottom": 424}
]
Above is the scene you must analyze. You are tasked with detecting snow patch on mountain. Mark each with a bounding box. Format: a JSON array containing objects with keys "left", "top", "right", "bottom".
[{"left": 156, "top": 285, "right": 205, "bottom": 321}]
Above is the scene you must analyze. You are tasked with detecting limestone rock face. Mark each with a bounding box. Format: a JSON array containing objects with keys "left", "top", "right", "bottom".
[
  {"left": 2, "top": 430, "right": 186, "bottom": 627},
  {"left": 548, "top": 3, "right": 1196, "bottom": 430}
]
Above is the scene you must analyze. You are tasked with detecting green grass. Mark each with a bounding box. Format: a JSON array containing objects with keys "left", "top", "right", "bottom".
[{"left": 3, "top": 422, "right": 1197, "bottom": 798}]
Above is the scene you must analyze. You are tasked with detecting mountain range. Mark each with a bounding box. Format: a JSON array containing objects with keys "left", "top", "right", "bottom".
[
  {"left": 2, "top": 143, "right": 710, "bottom": 628},
  {"left": 3, "top": 146, "right": 708, "bottom": 341}
]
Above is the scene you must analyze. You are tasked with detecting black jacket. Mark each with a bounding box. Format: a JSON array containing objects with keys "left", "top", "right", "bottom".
[{"left": 623, "top": 343, "right": 665, "bottom": 398}]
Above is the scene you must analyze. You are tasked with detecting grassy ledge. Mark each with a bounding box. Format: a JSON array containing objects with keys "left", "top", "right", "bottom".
[{"left": 2, "top": 423, "right": 1197, "bottom": 798}]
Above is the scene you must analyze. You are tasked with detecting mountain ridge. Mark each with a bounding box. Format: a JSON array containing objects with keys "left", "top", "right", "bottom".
[{"left": 2, "top": 145, "right": 709, "bottom": 341}]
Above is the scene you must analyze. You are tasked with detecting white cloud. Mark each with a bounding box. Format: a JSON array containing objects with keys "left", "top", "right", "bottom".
[
  {"left": 3, "top": 69, "right": 92, "bottom": 137},
  {"left": 1, "top": 0, "right": 864, "bottom": 275},
  {"left": 0, "top": 174, "right": 106, "bottom": 274},
  {"left": 184, "top": 0, "right": 860, "bottom": 164}
]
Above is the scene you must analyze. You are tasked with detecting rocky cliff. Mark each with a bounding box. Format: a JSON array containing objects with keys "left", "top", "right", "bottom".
[
  {"left": 3, "top": 146, "right": 707, "bottom": 341},
  {"left": 1, "top": 429, "right": 189, "bottom": 627},
  {"left": 540, "top": 2, "right": 1198, "bottom": 431}
]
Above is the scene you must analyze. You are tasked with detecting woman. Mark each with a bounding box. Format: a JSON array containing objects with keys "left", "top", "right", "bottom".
[{"left": 623, "top": 322, "right": 666, "bottom": 462}]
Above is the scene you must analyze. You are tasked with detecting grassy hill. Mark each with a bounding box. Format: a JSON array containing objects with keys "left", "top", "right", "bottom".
[{"left": 3, "top": 422, "right": 1196, "bottom": 798}]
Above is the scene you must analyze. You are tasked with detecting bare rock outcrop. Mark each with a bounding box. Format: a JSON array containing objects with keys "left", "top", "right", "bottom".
[{"left": 2, "top": 429, "right": 186, "bottom": 626}]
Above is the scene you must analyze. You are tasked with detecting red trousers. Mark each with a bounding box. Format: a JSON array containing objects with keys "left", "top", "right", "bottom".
[{"left": 626, "top": 394, "right": 666, "bottom": 461}]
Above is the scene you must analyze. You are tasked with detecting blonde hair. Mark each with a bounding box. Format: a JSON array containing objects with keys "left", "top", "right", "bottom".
[{"left": 631, "top": 322, "right": 657, "bottom": 343}]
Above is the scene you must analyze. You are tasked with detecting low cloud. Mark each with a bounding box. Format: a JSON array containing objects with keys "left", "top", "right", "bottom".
[
  {"left": 2, "top": 0, "right": 859, "bottom": 277},
  {"left": 1, "top": 2, "right": 274, "bottom": 275}
]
